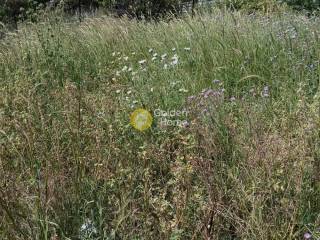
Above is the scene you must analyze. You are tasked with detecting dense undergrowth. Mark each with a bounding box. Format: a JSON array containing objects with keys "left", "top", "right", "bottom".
[{"left": 0, "top": 9, "right": 319, "bottom": 240}]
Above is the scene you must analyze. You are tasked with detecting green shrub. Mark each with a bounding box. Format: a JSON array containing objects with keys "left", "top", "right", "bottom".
[
  {"left": 218, "top": 0, "right": 285, "bottom": 12},
  {"left": 217, "top": 0, "right": 319, "bottom": 12},
  {"left": 284, "top": 0, "right": 320, "bottom": 11}
]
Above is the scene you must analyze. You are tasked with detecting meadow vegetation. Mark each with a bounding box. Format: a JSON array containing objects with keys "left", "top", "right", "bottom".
[{"left": 0, "top": 6, "right": 320, "bottom": 240}]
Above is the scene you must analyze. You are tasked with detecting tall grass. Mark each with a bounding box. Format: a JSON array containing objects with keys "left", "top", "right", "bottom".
[{"left": 0, "top": 9, "right": 319, "bottom": 239}]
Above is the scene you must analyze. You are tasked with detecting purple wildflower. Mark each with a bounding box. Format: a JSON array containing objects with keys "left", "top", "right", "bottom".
[
  {"left": 204, "top": 89, "right": 215, "bottom": 98},
  {"left": 201, "top": 89, "right": 222, "bottom": 99},
  {"left": 304, "top": 232, "right": 312, "bottom": 239}
]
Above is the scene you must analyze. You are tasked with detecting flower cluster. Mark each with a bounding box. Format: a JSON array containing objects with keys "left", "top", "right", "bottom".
[{"left": 187, "top": 86, "right": 225, "bottom": 118}]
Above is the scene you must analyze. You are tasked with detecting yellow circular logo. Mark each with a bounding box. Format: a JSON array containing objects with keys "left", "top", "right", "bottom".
[{"left": 130, "top": 108, "right": 153, "bottom": 131}]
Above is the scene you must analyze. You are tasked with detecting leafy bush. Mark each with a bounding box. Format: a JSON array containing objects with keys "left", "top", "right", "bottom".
[
  {"left": 0, "top": 0, "right": 189, "bottom": 26},
  {"left": 0, "top": 0, "right": 47, "bottom": 27},
  {"left": 284, "top": 0, "right": 320, "bottom": 11},
  {"left": 218, "top": 0, "right": 319, "bottom": 12},
  {"left": 217, "top": 0, "right": 285, "bottom": 12}
]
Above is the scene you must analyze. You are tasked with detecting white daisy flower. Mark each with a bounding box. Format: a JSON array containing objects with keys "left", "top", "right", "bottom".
[
  {"left": 138, "top": 59, "right": 147, "bottom": 64},
  {"left": 171, "top": 55, "right": 179, "bottom": 66}
]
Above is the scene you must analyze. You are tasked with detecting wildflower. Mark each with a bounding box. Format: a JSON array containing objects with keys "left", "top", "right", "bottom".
[
  {"left": 187, "top": 95, "right": 195, "bottom": 101},
  {"left": 148, "top": 48, "right": 153, "bottom": 53},
  {"left": 116, "top": 90, "right": 121, "bottom": 94},
  {"left": 201, "top": 89, "right": 214, "bottom": 98},
  {"left": 164, "top": 64, "right": 168, "bottom": 69},
  {"left": 171, "top": 81, "right": 180, "bottom": 87},
  {"left": 79, "top": 219, "right": 97, "bottom": 239},
  {"left": 153, "top": 53, "right": 158, "bottom": 57},
  {"left": 201, "top": 88, "right": 207, "bottom": 94},
  {"left": 230, "top": 96, "right": 236, "bottom": 101},
  {"left": 127, "top": 90, "right": 132, "bottom": 95},
  {"left": 261, "top": 86, "right": 270, "bottom": 98},
  {"left": 181, "top": 121, "right": 190, "bottom": 128},
  {"left": 138, "top": 59, "right": 147, "bottom": 65},
  {"left": 303, "top": 232, "right": 312, "bottom": 239},
  {"left": 172, "top": 47, "right": 176, "bottom": 52},
  {"left": 116, "top": 71, "right": 121, "bottom": 76},
  {"left": 184, "top": 47, "right": 191, "bottom": 51},
  {"left": 171, "top": 54, "right": 179, "bottom": 66},
  {"left": 131, "top": 52, "right": 136, "bottom": 55},
  {"left": 179, "top": 88, "right": 189, "bottom": 93},
  {"left": 152, "top": 57, "right": 157, "bottom": 61},
  {"left": 122, "top": 66, "right": 128, "bottom": 72},
  {"left": 161, "top": 54, "right": 167, "bottom": 60},
  {"left": 201, "top": 89, "right": 223, "bottom": 99},
  {"left": 270, "top": 55, "right": 277, "bottom": 62},
  {"left": 212, "top": 79, "right": 221, "bottom": 84},
  {"left": 128, "top": 67, "right": 133, "bottom": 72},
  {"left": 307, "top": 63, "right": 315, "bottom": 70},
  {"left": 123, "top": 56, "right": 129, "bottom": 61},
  {"left": 150, "top": 88, "right": 154, "bottom": 92},
  {"left": 97, "top": 111, "right": 104, "bottom": 118},
  {"left": 112, "top": 52, "right": 116, "bottom": 57},
  {"left": 171, "top": 59, "right": 178, "bottom": 65}
]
